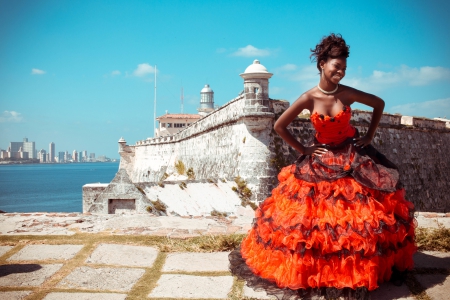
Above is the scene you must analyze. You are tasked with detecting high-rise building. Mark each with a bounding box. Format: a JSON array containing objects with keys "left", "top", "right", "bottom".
[
  {"left": 49, "top": 142, "right": 55, "bottom": 163},
  {"left": 39, "top": 149, "right": 46, "bottom": 163},
  {"left": 23, "top": 138, "right": 36, "bottom": 159},
  {"left": 72, "top": 150, "right": 78, "bottom": 162},
  {"left": 9, "top": 138, "right": 36, "bottom": 159},
  {"left": 82, "top": 150, "right": 87, "bottom": 161},
  {"left": 79, "top": 151, "right": 83, "bottom": 162},
  {"left": 58, "top": 152, "right": 65, "bottom": 163},
  {"left": 90, "top": 153, "right": 95, "bottom": 160}
]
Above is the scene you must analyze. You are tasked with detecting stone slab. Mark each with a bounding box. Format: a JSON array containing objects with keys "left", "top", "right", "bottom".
[
  {"left": 162, "top": 252, "right": 230, "bottom": 272},
  {"left": 369, "top": 282, "right": 415, "bottom": 300},
  {"left": 0, "top": 245, "right": 13, "bottom": 257},
  {"left": 86, "top": 244, "right": 158, "bottom": 267},
  {"left": 148, "top": 274, "right": 233, "bottom": 299},
  {"left": 0, "top": 291, "right": 32, "bottom": 300},
  {"left": 43, "top": 292, "right": 127, "bottom": 300},
  {"left": 8, "top": 245, "right": 83, "bottom": 261},
  {"left": 0, "top": 264, "right": 63, "bottom": 287},
  {"left": 416, "top": 274, "right": 450, "bottom": 300},
  {"left": 57, "top": 266, "right": 145, "bottom": 292},
  {"left": 243, "top": 285, "right": 277, "bottom": 299},
  {"left": 414, "top": 251, "right": 450, "bottom": 269}
]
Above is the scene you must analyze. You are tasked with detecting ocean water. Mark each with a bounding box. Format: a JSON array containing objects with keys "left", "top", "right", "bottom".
[{"left": 0, "top": 162, "right": 119, "bottom": 213}]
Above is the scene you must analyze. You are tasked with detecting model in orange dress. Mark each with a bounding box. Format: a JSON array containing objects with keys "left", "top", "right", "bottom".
[{"left": 229, "top": 34, "right": 416, "bottom": 300}]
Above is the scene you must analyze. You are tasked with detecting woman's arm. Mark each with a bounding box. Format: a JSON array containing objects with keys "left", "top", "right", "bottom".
[
  {"left": 347, "top": 89, "right": 385, "bottom": 147},
  {"left": 274, "top": 94, "right": 328, "bottom": 156}
]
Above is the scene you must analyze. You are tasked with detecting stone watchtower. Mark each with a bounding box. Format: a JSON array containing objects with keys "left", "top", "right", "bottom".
[{"left": 240, "top": 59, "right": 273, "bottom": 113}]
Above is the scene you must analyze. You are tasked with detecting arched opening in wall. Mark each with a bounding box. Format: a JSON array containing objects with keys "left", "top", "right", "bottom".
[
  {"left": 254, "top": 87, "right": 259, "bottom": 93},
  {"left": 108, "top": 199, "right": 136, "bottom": 214}
]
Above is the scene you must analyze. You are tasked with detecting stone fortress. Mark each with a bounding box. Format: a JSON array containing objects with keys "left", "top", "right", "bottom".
[{"left": 83, "top": 60, "right": 450, "bottom": 216}]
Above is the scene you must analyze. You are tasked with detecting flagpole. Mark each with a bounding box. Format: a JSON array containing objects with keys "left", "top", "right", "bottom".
[{"left": 154, "top": 65, "right": 157, "bottom": 137}]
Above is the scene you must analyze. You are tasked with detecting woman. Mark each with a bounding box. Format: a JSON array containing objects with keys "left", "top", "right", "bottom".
[{"left": 229, "top": 33, "right": 416, "bottom": 300}]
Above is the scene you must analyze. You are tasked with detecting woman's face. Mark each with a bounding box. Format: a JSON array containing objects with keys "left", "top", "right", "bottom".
[{"left": 320, "top": 57, "right": 347, "bottom": 84}]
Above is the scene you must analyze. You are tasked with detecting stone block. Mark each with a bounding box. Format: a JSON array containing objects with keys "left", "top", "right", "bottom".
[
  {"left": 369, "top": 282, "right": 415, "bottom": 299},
  {"left": 0, "top": 245, "right": 13, "bottom": 257},
  {"left": 162, "top": 252, "right": 230, "bottom": 272},
  {"left": 57, "top": 266, "right": 145, "bottom": 292},
  {"left": 414, "top": 251, "right": 450, "bottom": 269},
  {"left": 8, "top": 245, "right": 83, "bottom": 261},
  {"left": 43, "top": 292, "right": 127, "bottom": 300},
  {"left": 0, "top": 264, "right": 63, "bottom": 287},
  {"left": 0, "top": 291, "right": 32, "bottom": 300},
  {"left": 416, "top": 274, "right": 450, "bottom": 300},
  {"left": 86, "top": 244, "right": 159, "bottom": 267},
  {"left": 243, "top": 285, "right": 277, "bottom": 299},
  {"left": 148, "top": 274, "right": 233, "bottom": 299}
]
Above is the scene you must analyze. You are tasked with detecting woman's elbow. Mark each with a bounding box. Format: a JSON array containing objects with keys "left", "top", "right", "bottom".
[{"left": 273, "top": 121, "right": 284, "bottom": 135}]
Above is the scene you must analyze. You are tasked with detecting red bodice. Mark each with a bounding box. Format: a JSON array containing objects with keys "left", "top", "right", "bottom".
[{"left": 310, "top": 105, "right": 356, "bottom": 145}]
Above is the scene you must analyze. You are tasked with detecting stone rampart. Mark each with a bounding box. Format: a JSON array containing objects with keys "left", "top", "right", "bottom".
[{"left": 108, "top": 99, "right": 450, "bottom": 213}]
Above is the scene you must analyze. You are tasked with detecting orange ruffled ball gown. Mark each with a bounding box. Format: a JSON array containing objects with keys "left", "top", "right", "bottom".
[{"left": 229, "top": 105, "right": 416, "bottom": 300}]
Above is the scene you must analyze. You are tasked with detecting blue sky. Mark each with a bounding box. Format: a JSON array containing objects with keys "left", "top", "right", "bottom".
[{"left": 1, "top": 0, "right": 449, "bottom": 158}]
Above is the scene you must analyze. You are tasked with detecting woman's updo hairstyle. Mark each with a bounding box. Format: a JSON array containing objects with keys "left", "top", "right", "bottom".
[{"left": 310, "top": 33, "right": 350, "bottom": 72}]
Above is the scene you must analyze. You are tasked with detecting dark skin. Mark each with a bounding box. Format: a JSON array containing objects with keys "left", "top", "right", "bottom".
[{"left": 274, "top": 56, "right": 385, "bottom": 156}]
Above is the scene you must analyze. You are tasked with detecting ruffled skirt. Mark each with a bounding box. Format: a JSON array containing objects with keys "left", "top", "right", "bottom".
[{"left": 229, "top": 141, "right": 416, "bottom": 299}]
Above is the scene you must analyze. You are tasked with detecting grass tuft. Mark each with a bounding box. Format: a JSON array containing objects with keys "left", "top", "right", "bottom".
[
  {"left": 175, "top": 160, "right": 186, "bottom": 175},
  {"left": 416, "top": 225, "right": 450, "bottom": 252},
  {"left": 186, "top": 168, "right": 195, "bottom": 180},
  {"left": 211, "top": 209, "right": 228, "bottom": 218}
]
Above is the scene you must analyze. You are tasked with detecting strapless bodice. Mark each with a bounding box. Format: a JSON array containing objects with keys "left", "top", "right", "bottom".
[{"left": 310, "top": 105, "right": 356, "bottom": 145}]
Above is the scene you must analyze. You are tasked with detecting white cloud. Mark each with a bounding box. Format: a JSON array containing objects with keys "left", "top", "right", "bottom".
[
  {"left": 31, "top": 68, "right": 46, "bottom": 75},
  {"left": 0, "top": 111, "right": 23, "bottom": 123},
  {"left": 232, "top": 45, "right": 270, "bottom": 57},
  {"left": 389, "top": 98, "right": 450, "bottom": 118},
  {"left": 276, "top": 64, "right": 297, "bottom": 72},
  {"left": 111, "top": 70, "right": 121, "bottom": 76},
  {"left": 282, "top": 64, "right": 450, "bottom": 93},
  {"left": 133, "top": 63, "right": 156, "bottom": 77},
  {"left": 342, "top": 65, "right": 450, "bottom": 92},
  {"left": 287, "top": 65, "right": 319, "bottom": 88}
]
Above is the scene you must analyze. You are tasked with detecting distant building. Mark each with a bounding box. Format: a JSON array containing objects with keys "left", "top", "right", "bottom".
[
  {"left": 9, "top": 138, "right": 35, "bottom": 159},
  {"left": 90, "top": 153, "right": 95, "bottom": 161},
  {"left": 72, "top": 150, "right": 78, "bottom": 162},
  {"left": 155, "top": 114, "right": 201, "bottom": 137},
  {"left": 58, "top": 151, "right": 65, "bottom": 163},
  {"left": 154, "top": 84, "right": 218, "bottom": 137},
  {"left": 79, "top": 151, "right": 83, "bottom": 162},
  {"left": 82, "top": 150, "right": 87, "bottom": 161},
  {"left": 49, "top": 142, "right": 55, "bottom": 163},
  {"left": 39, "top": 149, "right": 46, "bottom": 163}
]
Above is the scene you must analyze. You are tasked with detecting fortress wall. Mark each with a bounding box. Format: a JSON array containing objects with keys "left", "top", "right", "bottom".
[
  {"left": 118, "top": 95, "right": 278, "bottom": 202},
  {"left": 114, "top": 98, "right": 449, "bottom": 212},
  {"left": 274, "top": 109, "right": 450, "bottom": 212}
]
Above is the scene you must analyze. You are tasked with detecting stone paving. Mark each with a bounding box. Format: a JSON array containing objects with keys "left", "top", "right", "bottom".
[{"left": 0, "top": 211, "right": 449, "bottom": 299}]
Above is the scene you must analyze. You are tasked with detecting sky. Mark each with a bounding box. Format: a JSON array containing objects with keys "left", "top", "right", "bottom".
[{"left": 1, "top": 0, "right": 449, "bottom": 159}]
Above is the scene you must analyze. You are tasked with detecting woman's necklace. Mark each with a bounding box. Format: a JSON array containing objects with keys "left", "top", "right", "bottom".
[{"left": 317, "top": 83, "right": 339, "bottom": 95}]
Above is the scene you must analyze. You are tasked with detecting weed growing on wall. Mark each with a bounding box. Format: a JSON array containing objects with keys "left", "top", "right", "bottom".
[
  {"left": 175, "top": 160, "right": 186, "bottom": 175},
  {"left": 211, "top": 209, "right": 228, "bottom": 218},
  {"left": 146, "top": 199, "right": 167, "bottom": 214},
  {"left": 232, "top": 176, "right": 257, "bottom": 210},
  {"left": 179, "top": 181, "right": 187, "bottom": 190},
  {"left": 186, "top": 167, "right": 195, "bottom": 180}
]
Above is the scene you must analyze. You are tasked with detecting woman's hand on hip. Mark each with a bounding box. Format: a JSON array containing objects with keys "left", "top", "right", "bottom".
[
  {"left": 303, "top": 145, "right": 328, "bottom": 157},
  {"left": 353, "top": 135, "right": 372, "bottom": 148}
]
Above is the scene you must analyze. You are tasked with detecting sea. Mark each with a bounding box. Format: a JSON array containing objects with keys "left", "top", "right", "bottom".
[{"left": 0, "top": 162, "right": 119, "bottom": 213}]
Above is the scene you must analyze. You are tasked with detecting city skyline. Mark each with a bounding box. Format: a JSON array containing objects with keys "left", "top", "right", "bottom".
[
  {"left": 1, "top": 137, "right": 116, "bottom": 162},
  {"left": 1, "top": 0, "right": 449, "bottom": 158}
]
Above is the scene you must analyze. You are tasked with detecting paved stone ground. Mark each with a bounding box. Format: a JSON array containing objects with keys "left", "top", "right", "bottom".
[{"left": 0, "top": 211, "right": 449, "bottom": 299}]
